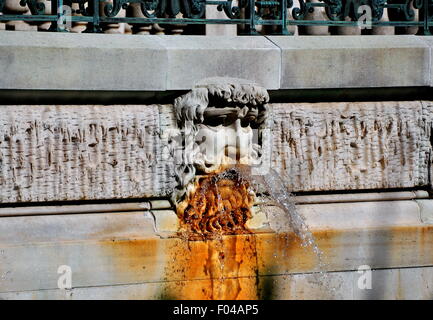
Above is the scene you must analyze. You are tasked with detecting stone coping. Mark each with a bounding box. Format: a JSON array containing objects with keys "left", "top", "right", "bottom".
[{"left": 0, "top": 32, "right": 432, "bottom": 91}]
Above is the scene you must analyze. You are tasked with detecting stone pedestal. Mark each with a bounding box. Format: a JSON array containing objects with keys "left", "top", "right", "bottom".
[
  {"left": 4, "top": 0, "right": 36, "bottom": 31},
  {"left": 69, "top": 3, "right": 87, "bottom": 33},
  {"left": 164, "top": 13, "right": 185, "bottom": 35},
  {"left": 205, "top": 5, "right": 237, "bottom": 35},
  {"left": 128, "top": 3, "right": 152, "bottom": 34},
  {"left": 101, "top": 0, "right": 126, "bottom": 34},
  {"left": 36, "top": 0, "right": 51, "bottom": 32},
  {"left": 303, "top": 0, "right": 329, "bottom": 35},
  {"left": 336, "top": 17, "right": 361, "bottom": 35},
  {"left": 372, "top": 9, "right": 394, "bottom": 35}
]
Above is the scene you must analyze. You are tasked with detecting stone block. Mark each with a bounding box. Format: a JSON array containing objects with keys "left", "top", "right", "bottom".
[
  {"left": 155, "top": 35, "right": 281, "bottom": 90},
  {"left": 0, "top": 32, "right": 167, "bottom": 91},
  {"left": 268, "top": 35, "right": 430, "bottom": 89}
]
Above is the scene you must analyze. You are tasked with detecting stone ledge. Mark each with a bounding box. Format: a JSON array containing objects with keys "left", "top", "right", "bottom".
[
  {"left": 0, "top": 200, "right": 431, "bottom": 297},
  {"left": 157, "top": 36, "right": 280, "bottom": 90},
  {"left": 267, "top": 35, "right": 431, "bottom": 89},
  {"left": 1, "top": 266, "right": 432, "bottom": 299},
  {"left": 0, "top": 32, "right": 168, "bottom": 91},
  {"left": 1, "top": 33, "right": 433, "bottom": 91},
  {"left": 0, "top": 32, "right": 280, "bottom": 91}
]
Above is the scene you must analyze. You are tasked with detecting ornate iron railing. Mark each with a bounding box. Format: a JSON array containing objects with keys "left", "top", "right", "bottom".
[{"left": 0, "top": 0, "right": 432, "bottom": 34}]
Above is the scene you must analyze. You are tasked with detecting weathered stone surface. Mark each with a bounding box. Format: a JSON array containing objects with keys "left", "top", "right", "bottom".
[
  {"left": 0, "top": 200, "right": 432, "bottom": 297},
  {"left": 268, "top": 35, "right": 430, "bottom": 89},
  {"left": 0, "top": 104, "right": 177, "bottom": 203},
  {"left": 271, "top": 101, "right": 433, "bottom": 191},
  {"left": 2, "top": 33, "right": 433, "bottom": 91},
  {"left": 0, "top": 32, "right": 280, "bottom": 91},
  {"left": 418, "top": 37, "right": 433, "bottom": 87},
  {"left": 0, "top": 32, "right": 168, "bottom": 91},
  {"left": 2, "top": 266, "right": 433, "bottom": 299},
  {"left": 0, "top": 101, "right": 432, "bottom": 203},
  {"left": 155, "top": 36, "right": 280, "bottom": 90}
]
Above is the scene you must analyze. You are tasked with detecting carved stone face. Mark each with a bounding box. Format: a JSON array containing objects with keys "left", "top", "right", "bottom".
[
  {"left": 194, "top": 119, "right": 260, "bottom": 173},
  {"left": 171, "top": 77, "right": 269, "bottom": 207}
]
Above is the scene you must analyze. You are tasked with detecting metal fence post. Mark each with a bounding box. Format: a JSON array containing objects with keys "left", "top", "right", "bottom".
[
  {"left": 250, "top": 0, "right": 257, "bottom": 34},
  {"left": 423, "top": 0, "right": 431, "bottom": 34},
  {"left": 281, "top": 0, "right": 289, "bottom": 34}
]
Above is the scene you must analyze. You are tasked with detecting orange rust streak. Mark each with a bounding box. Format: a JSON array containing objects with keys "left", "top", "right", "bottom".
[
  {"left": 93, "top": 225, "right": 433, "bottom": 299},
  {"left": 178, "top": 168, "right": 254, "bottom": 241},
  {"left": 164, "top": 234, "right": 260, "bottom": 300},
  {"left": 99, "top": 238, "right": 161, "bottom": 280}
]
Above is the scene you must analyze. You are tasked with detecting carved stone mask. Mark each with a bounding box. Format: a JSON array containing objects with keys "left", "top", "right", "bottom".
[{"left": 171, "top": 77, "right": 269, "bottom": 204}]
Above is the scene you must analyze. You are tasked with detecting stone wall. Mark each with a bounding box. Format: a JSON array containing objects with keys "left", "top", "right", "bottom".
[
  {"left": 1, "top": 32, "right": 433, "bottom": 300},
  {"left": 1, "top": 33, "right": 432, "bottom": 91},
  {"left": 0, "top": 101, "right": 432, "bottom": 203}
]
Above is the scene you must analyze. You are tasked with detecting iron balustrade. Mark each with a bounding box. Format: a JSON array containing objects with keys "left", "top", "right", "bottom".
[{"left": 0, "top": 0, "right": 432, "bottom": 34}]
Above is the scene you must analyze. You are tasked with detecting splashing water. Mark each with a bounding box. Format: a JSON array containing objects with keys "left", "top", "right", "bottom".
[
  {"left": 251, "top": 169, "right": 321, "bottom": 253},
  {"left": 247, "top": 167, "right": 342, "bottom": 295},
  {"left": 237, "top": 167, "right": 331, "bottom": 277},
  {"left": 192, "top": 165, "right": 326, "bottom": 267},
  {"left": 177, "top": 165, "right": 337, "bottom": 297}
]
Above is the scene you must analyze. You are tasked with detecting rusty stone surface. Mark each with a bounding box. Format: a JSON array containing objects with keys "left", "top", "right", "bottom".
[
  {"left": 177, "top": 168, "right": 255, "bottom": 240},
  {"left": 1, "top": 203, "right": 433, "bottom": 297},
  {"left": 3, "top": 266, "right": 433, "bottom": 299}
]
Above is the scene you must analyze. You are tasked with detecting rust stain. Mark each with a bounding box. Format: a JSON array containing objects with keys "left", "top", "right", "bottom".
[
  {"left": 163, "top": 234, "right": 260, "bottom": 300},
  {"left": 93, "top": 224, "right": 433, "bottom": 299},
  {"left": 256, "top": 231, "right": 330, "bottom": 276},
  {"left": 162, "top": 165, "right": 261, "bottom": 299},
  {"left": 159, "top": 230, "right": 335, "bottom": 299},
  {"left": 99, "top": 238, "right": 161, "bottom": 283},
  {"left": 177, "top": 167, "right": 254, "bottom": 241}
]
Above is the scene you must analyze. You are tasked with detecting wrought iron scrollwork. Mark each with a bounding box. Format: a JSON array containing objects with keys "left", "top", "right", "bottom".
[
  {"left": 140, "top": 0, "right": 161, "bottom": 18},
  {"left": 183, "top": 0, "right": 206, "bottom": 18},
  {"left": 74, "top": 0, "right": 93, "bottom": 16},
  {"left": 292, "top": 0, "right": 314, "bottom": 20},
  {"left": 371, "top": 0, "right": 386, "bottom": 20},
  {"left": 291, "top": 0, "right": 388, "bottom": 21},
  {"left": 216, "top": 0, "right": 248, "bottom": 19},
  {"left": 19, "top": 0, "right": 45, "bottom": 15},
  {"left": 104, "top": 0, "right": 129, "bottom": 17},
  {"left": 292, "top": 0, "right": 424, "bottom": 22},
  {"left": 103, "top": 0, "right": 206, "bottom": 18},
  {"left": 0, "top": 0, "right": 431, "bottom": 34},
  {"left": 388, "top": 0, "right": 422, "bottom": 21}
]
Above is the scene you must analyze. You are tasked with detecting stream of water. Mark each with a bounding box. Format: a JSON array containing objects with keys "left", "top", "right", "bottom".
[
  {"left": 249, "top": 168, "right": 322, "bottom": 258},
  {"left": 176, "top": 166, "right": 337, "bottom": 298}
]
